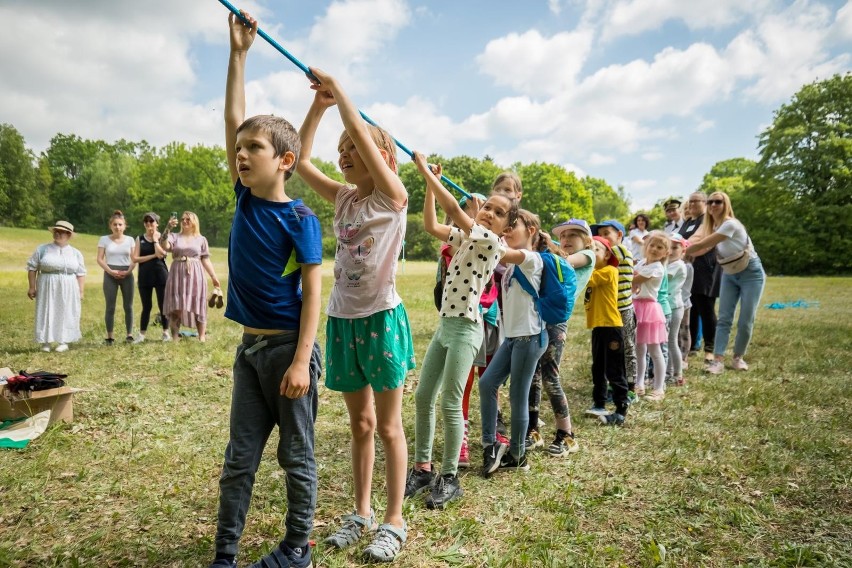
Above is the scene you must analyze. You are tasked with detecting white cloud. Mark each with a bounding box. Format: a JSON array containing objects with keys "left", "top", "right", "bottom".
[
  {"left": 833, "top": 1, "right": 852, "bottom": 41},
  {"left": 549, "top": 0, "right": 564, "bottom": 15},
  {"left": 564, "top": 162, "right": 587, "bottom": 177},
  {"left": 476, "top": 29, "right": 594, "bottom": 97},
  {"left": 589, "top": 152, "right": 616, "bottom": 165},
  {"left": 695, "top": 120, "right": 715, "bottom": 133},
  {"left": 642, "top": 151, "right": 664, "bottom": 161}
]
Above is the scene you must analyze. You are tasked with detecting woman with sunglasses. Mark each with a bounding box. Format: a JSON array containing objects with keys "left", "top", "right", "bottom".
[
  {"left": 160, "top": 211, "right": 221, "bottom": 342},
  {"left": 687, "top": 192, "right": 765, "bottom": 374},
  {"left": 132, "top": 212, "right": 170, "bottom": 342}
]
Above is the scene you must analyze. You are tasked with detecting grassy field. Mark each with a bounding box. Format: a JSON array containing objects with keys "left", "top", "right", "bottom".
[{"left": 0, "top": 226, "right": 850, "bottom": 567}]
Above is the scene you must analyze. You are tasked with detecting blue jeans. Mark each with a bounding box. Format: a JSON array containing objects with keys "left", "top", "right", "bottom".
[
  {"left": 215, "top": 332, "right": 322, "bottom": 556},
  {"left": 714, "top": 257, "right": 766, "bottom": 358},
  {"left": 479, "top": 330, "right": 547, "bottom": 459}
]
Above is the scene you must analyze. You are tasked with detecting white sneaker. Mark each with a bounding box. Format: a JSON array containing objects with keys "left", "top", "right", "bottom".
[
  {"left": 133, "top": 335, "right": 146, "bottom": 344},
  {"left": 55, "top": 343, "right": 69, "bottom": 353},
  {"left": 41, "top": 344, "right": 51, "bottom": 352},
  {"left": 731, "top": 357, "right": 749, "bottom": 371},
  {"left": 705, "top": 360, "right": 725, "bottom": 375},
  {"left": 162, "top": 331, "right": 171, "bottom": 341}
]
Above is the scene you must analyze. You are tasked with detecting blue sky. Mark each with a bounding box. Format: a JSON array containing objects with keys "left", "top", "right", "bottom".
[{"left": 1, "top": 0, "right": 850, "bottom": 209}]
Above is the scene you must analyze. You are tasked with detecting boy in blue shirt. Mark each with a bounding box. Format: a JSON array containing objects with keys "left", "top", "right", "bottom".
[{"left": 209, "top": 11, "right": 323, "bottom": 568}]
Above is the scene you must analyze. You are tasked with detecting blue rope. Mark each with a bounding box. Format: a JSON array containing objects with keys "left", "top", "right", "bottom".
[{"left": 217, "top": 0, "right": 471, "bottom": 199}]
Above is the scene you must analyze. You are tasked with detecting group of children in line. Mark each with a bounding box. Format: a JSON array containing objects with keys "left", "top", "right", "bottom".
[{"left": 209, "top": 11, "right": 702, "bottom": 568}]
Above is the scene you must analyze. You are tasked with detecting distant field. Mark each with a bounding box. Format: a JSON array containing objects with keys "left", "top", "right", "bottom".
[{"left": 0, "top": 226, "right": 850, "bottom": 567}]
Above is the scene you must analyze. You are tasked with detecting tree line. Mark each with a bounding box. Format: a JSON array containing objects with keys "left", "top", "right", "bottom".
[{"left": 1, "top": 73, "right": 849, "bottom": 274}]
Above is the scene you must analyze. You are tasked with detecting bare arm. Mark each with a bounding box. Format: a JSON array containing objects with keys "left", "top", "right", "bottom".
[
  {"left": 224, "top": 11, "right": 257, "bottom": 185},
  {"left": 309, "top": 68, "right": 407, "bottom": 205},
  {"left": 280, "top": 263, "right": 321, "bottom": 399},
  {"left": 423, "top": 178, "right": 451, "bottom": 242},
  {"left": 200, "top": 257, "right": 221, "bottom": 288},
  {"left": 27, "top": 270, "right": 37, "bottom": 300},
  {"left": 414, "top": 151, "right": 473, "bottom": 236},
  {"left": 568, "top": 251, "right": 592, "bottom": 269},
  {"left": 297, "top": 95, "right": 345, "bottom": 203},
  {"left": 96, "top": 247, "right": 117, "bottom": 277},
  {"left": 688, "top": 231, "right": 726, "bottom": 257},
  {"left": 501, "top": 248, "right": 527, "bottom": 265}
]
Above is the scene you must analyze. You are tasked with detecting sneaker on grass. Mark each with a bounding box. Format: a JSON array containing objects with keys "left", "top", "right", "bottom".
[
  {"left": 731, "top": 356, "right": 749, "bottom": 371},
  {"left": 248, "top": 541, "right": 311, "bottom": 568},
  {"left": 599, "top": 412, "right": 625, "bottom": 426},
  {"left": 403, "top": 467, "right": 435, "bottom": 498},
  {"left": 524, "top": 430, "right": 544, "bottom": 451},
  {"left": 584, "top": 406, "right": 608, "bottom": 417},
  {"left": 495, "top": 431, "right": 510, "bottom": 446},
  {"left": 458, "top": 439, "right": 470, "bottom": 469},
  {"left": 55, "top": 343, "right": 69, "bottom": 353},
  {"left": 426, "top": 474, "right": 464, "bottom": 509},
  {"left": 705, "top": 360, "right": 725, "bottom": 375},
  {"left": 547, "top": 430, "right": 579, "bottom": 457},
  {"left": 497, "top": 452, "right": 529, "bottom": 473},
  {"left": 363, "top": 523, "right": 407, "bottom": 563},
  {"left": 481, "top": 441, "right": 507, "bottom": 477}
]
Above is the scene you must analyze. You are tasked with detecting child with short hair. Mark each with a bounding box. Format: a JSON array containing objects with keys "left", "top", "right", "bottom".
[
  {"left": 211, "top": 12, "right": 324, "bottom": 568},
  {"left": 524, "top": 219, "right": 595, "bottom": 456},
  {"left": 633, "top": 231, "right": 671, "bottom": 401},
  {"left": 584, "top": 236, "right": 630, "bottom": 426},
  {"left": 404, "top": 152, "right": 517, "bottom": 508},
  {"left": 297, "top": 64, "right": 415, "bottom": 562},
  {"left": 666, "top": 234, "right": 690, "bottom": 386},
  {"left": 589, "top": 220, "right": 636, "bottom": 401}
]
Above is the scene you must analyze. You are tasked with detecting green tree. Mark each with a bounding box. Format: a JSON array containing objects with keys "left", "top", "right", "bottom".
[
  {"left": 517, "top": 162, "right": 594, "bottom": 227},
  {"left": 0, "top": 124, "right": 50, "bottom": 227},
  {"left": 583, "top": 177, "right": 630, "bottom": 222}
]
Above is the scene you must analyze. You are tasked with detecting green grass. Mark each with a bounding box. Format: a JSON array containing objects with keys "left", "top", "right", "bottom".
[{"left": 0, "top": 226, "right": 850, "bottom": 567}]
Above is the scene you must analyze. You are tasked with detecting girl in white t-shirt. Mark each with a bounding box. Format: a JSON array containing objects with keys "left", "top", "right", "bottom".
[
  {"left": 96, "top": 210, "right": 136, "bottom": 344},
  {"left": 404, "top": 152, "right": 517, "bottom": 509},
  {"left": 297, "top": 69, "right": 414, "bottom": 561},
  {"left": 479, "top": 209, "right": 553, "bottom": 476},
  {"left": 666, "top": 234, "right": 690, "bottom": 386},
  {"left": 632, "top": 231, "right": 670, "bottom": 400}
]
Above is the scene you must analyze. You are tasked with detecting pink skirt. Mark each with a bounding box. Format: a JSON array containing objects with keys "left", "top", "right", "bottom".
[{"left": 634, "top": 298, "right": 667, "bottom": 344}]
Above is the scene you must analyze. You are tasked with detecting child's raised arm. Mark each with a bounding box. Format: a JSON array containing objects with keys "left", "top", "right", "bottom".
[
  {"left": 309, "top": 67, "right": 407, "bottom": 205},
  {"left": 414, "top": 151, "right": 473, "bottom": 236},
  {"left": 224, "top": 11, "right": 257, "bottom": 185},
  {"left": 297, "top": 91, "right": 345, "bottom": 204}
]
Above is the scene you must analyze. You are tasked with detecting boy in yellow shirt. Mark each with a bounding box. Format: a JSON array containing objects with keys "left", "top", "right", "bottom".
[{"left": 584, "top": 236, "right": 629, "bottom": 426}]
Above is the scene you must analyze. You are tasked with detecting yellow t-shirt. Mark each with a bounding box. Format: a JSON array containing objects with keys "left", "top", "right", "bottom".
[{"left": 584, "top": 265, "right": 622, "bottom": 328}]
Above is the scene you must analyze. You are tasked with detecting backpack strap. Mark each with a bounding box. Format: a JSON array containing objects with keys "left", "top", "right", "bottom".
[{"left": 510, "top": 259, "right": 545, "bottom": 345}]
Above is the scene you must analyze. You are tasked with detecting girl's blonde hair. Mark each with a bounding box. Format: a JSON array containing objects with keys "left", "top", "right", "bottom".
[
  {"left": 642, "top": 230, "right": 671, "bottom": 261},
  {"left": 182, "top": 211, "right": 201, "bottom": 237},
  {"left": 491, "top": 171, "right": 523, "bottom": 197},
  {"left": 517, "top": 209, "right": 565, "bottom": 258},
  {"left": 700, "top": 191, "right": 736, "bottom": 235},
  {"left": 339, "top": 124, "right": 398, "bottom": 174}
]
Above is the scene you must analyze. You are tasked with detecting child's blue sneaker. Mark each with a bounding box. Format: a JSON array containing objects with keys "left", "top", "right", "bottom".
[{"left": 248, "top": 541, "right": 311, "bottom": 568}]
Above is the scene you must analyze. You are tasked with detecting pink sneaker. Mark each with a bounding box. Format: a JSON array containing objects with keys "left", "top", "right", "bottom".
[
  {"left": 731, "top": 357, "right": 749, "bottom": 371},
  {"left": 705, "top": 360, "right": 725, "bottom": 375},
  {"left": 458, "top": 439, "right": 470, "bottom": 468}
]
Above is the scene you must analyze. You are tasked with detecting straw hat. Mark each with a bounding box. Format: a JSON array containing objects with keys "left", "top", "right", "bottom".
[{"left": 50, "top": 220, "right": 74, "bottom": 233}]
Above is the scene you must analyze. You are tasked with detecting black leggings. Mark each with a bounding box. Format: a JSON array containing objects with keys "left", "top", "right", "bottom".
[
  {"left": 690, "top": 293, "right": 717, "bottom": 353},
  {"left": 139, "top": 284, "right": 167, "bottom": 332}
]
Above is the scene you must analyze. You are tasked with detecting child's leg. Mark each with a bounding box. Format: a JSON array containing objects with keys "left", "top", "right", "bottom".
[
  {"left": 539, "top": 323, "right": 571, "bottom": 432},
  {"left": 343, "top": 388, "right": 377, "bottom": 520},
  {"left": 603, "top": 327, "right": 628, "bottom": 416},
  {"left": 507, "top": 330, "right": 548, "bottom": 459},
  {"left": 479, "top": 341, "right": 512, "bottom": 447},
  {"left": 374, "top": 387, "right": 406, "bottom": 529},
  {"left": 414, "top": 328, "right": 451, "bottom": 470},
  {"left": 660, "top": 313, "right": 671, "bottom": 381},
  {"left": 591, "top": 328, "right": 610, "bottom": 406},
  {"left": 461, "top": 367, "right": 475, "bottom": 422},
  {"left": 527, "top": 362, "right": 542, "bottom": 434},
  {"left": 667, "top": 307, "right": 684, "bottom": 380},
  {"left": 648, "top": 343, "right": 666, "bottom": 392},
  {"left": 636, "top": 342, "right": 648, "bottom": 391},
  {"left": 620, "top": 307, "right": 638, "bottom": 391},
  {"left": 678, "top": 307, "right": 691, "bottom": 362}
]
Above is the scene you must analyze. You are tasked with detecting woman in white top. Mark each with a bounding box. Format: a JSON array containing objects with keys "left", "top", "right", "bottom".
[
  {"left": 688, "top": 192, "right": 765, "bottom": 374},
  {"left": 627, "top": 213, "right": 650, "bottom": 261},
  {"left": 97, "top": 210, "right": 136, "bottom": 345}
]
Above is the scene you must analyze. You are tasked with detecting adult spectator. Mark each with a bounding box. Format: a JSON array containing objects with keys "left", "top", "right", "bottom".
[
  {"left": 26, "top": 221, "right": 86, "bottom": 352},
  {"left": 132, "top": 212, "right": 170, "bottom": 342},
  {"left": 663, "top": 198, "right": 683, "bottom": 234},
  {"left": 97, "top": 210, "right": 136, "bottom": 345},
  {"left": 627, "top": 214, "right": 650, "bottom": 261},
  {"left": 679, "top": 191, "right": 720, "bottom": 364},
  {"left": 160, "top": 211, "right": 220, "bottom": 342},
  {"left": 687, "top": 192, "right": 765, "bottom": 374}
]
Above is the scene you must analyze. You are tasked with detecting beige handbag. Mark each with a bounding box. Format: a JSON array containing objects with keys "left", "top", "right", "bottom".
[{"left": 716, "top": 237, "right": 753, "bottom": 274}]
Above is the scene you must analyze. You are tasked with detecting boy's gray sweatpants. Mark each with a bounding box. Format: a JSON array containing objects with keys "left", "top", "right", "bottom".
[{"left": 215, "top": 331, "right": 322, "bottom": 556}]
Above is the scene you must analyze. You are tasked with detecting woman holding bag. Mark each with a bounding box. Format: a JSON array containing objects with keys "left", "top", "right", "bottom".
[{"left": 688, "top": 192, "right": 765, "bottom": 374}]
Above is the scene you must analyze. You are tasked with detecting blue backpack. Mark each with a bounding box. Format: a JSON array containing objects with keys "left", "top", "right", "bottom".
[{"left": 511, "top": 251, "right": 578, "bottom": 324}]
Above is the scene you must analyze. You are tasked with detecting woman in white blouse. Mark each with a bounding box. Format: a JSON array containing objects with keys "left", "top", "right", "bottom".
[
  {"left": 97, "top": 210, "right": 136, "bottom": 344},
  {"left": 688, "top": 192, "right": 765, "bottom": 375}
]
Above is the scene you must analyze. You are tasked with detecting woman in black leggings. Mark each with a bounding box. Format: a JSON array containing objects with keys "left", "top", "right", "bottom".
[{"left": 132, "top": 212, "right": 170, "bottom": 342}]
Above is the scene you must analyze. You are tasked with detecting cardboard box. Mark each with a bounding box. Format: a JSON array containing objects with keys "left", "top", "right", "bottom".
[{"left": 0, "top": 367, "right": 80, "bottom": 425}]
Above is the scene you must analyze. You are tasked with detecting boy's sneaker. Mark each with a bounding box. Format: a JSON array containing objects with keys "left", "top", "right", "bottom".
[
  {"left": 425, "top": 474, "right": 464, "bottom": 509},
  {"left": 133, "top": 335, "right": 145, "bottom": 344},
  {"left": 731, "top": 356, "right": 749, "bottom": 371},
  {"left": 585, "top": 406, "right": 608, "bottom": 417},
  {"left": 403, "top": 467, "right": 434, "bottom": 498},
  {"left": 497, "top": 452, "right": 530, "bottom": 473},
  {"left": 458, "top": 439, "right": 470, "bottom": 468},
  {"left": 599, "top": 412, "right": 625, "bottom": 426},
  {"left": 248, "top": 541, "right": 311, "bottom": 568},
  {"left": 481, "top": 441, "right": 507, "bottom": 477},
  {"left": 547, "top": 430, "right": 579, "bottom": 457},
  {"left": 705, "top": 360, "right": 724, "bottom": 375},
  {"left": 524, "top": 430, "right": 544, "bottom": 451}
]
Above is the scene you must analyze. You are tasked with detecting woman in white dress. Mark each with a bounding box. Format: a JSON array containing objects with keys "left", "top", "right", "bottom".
[
  {"left": 27, "top": 221, "right": 87, "bottom": 352},
  {"left": 628, "top": 214, "right": 650, "bottom": 261}
]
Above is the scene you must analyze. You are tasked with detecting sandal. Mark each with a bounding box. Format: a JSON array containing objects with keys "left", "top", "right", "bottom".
[
  {"left": 363, "top": 523, "right": 407, "bottom": 563},
  {"left": 324, "top": 510, "right": 377, "bottom": 549}
]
